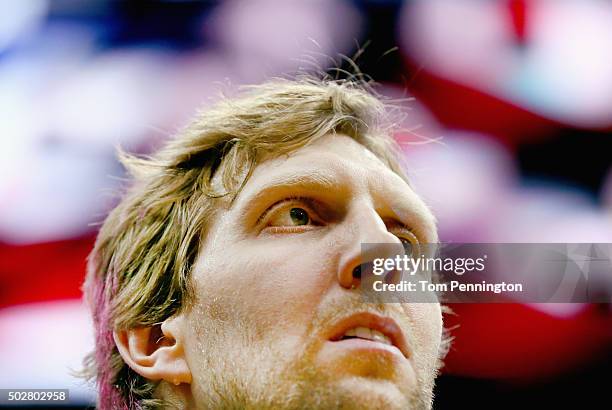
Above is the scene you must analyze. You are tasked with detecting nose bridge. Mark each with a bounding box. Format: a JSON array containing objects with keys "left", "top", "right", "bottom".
[
  {"left": 336, "top": 200, "right": 403, "bottom": 289},
  {"left": 353, "top": 200, "right": 387, "bottom": 241}
]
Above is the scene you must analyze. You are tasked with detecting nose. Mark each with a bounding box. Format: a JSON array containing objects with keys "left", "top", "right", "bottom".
[{"left": 337, "top": 203, "right": 405, "bottom": 290}]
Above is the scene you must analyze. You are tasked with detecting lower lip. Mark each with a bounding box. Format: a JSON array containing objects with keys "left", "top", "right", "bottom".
[{"left": 327, "top": 338, "right": 406, "bottom": 359}]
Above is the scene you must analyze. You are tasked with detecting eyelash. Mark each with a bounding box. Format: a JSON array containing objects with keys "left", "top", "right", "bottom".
[{"left": 257, "top": 196, "right": 319, "bottom": 226}]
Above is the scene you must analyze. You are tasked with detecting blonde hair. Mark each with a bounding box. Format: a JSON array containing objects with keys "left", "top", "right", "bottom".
[{"left": 83, "top": 77, "right": 410, "bottom": 409}]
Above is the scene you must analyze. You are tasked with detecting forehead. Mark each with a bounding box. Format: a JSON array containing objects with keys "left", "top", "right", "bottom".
[{"left": 242, "top": 134, "right": 404, "bottom": 196}]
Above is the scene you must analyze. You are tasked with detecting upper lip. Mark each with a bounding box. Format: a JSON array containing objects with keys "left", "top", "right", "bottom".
[{"left": 327, "top": 312, "right": 411, "bottom": 359}]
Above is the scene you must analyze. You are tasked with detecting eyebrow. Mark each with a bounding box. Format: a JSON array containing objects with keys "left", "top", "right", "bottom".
[{"left": 241, "top": 170, "right": 343, "bottom": 205}]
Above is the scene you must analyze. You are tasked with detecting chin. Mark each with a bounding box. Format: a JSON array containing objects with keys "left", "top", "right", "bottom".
[{"left": 330, "top": 377, "right": 422, "bottom": 410}]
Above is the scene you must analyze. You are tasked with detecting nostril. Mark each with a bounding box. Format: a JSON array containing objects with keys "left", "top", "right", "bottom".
[{"left": 352, "top": 265, "right": 361, "bottom": 279}]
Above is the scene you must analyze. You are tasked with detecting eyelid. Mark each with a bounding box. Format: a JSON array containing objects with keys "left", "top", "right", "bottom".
[
  {"left": 386, "top": 221, "right": 419, "bottom": 242},
  {"left": 257, "top": 196, "right": 320, "bottom": 226},
  {"left": 390, "top": 224, "right": 415, "bottom": 234}
]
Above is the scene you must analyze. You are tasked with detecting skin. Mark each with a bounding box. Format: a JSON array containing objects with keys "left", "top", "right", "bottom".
[{"left": 124, "top": 133, "right": 443, "bottom": 409}]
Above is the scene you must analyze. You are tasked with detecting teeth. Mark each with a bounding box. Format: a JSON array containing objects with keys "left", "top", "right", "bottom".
[
  {"left": 372, "top": 330, "right": 392, "bottom": 345},
  {"left": 356, "top": 326, "right": 372, "bottom": 339},
  {"left": 342, "top": 327, "right": 392, "bottom": 345}
]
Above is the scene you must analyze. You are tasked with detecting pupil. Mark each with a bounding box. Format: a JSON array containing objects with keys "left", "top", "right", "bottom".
[{"left": 289, "top": 208, "right": 309, "bottom": 225}]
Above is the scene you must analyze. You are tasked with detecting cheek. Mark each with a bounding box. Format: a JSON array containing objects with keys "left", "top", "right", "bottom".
[
  {"left": 405, "top": 303, "right": 443, "bottom": 359},
  {"left": 192, "top": 235, "right": 339, "bottom": 339}
]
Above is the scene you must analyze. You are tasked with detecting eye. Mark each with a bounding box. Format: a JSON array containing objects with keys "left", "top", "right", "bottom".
[
  {"left": 385, "top": 220, "right": 420, "bottom": 249},
  {"left": 397, "top": 230, "right": 419, "bottom": 246},
  {"left": 260, "top": 197, "right": 322, "bottom": 233},
  {"left": 396, "top": 228, "right": 420, "bottom": 255}
]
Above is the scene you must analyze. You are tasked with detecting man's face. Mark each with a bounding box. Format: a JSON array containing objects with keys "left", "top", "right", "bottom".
[{"left": 179, "top": 134, "right": 443, "bottom": 409}]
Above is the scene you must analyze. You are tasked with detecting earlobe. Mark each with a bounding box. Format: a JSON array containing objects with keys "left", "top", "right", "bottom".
[{"left": 114, "top": 317, "right": 192, "bottom": 385}]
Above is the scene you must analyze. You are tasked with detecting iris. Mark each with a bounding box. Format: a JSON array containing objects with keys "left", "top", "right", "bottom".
[{"left": 289, "top": 207, "right": 309, "bottom": 225}]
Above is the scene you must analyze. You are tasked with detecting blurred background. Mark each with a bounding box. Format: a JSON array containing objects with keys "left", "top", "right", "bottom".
[{"left": 0, "top": 0, "right": 610, "bottom": 408}]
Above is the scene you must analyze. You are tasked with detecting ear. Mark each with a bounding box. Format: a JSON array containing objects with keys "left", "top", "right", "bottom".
[{"left": 114, "top": 316, "right": 192, "bottom": 385}]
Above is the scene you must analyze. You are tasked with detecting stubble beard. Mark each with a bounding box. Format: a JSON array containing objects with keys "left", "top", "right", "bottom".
[
  {"left": 192, "top": 328, "right": 434, "bottom": 410},
  {"left": 187, "top": 298, "right": 437, "bottom": 410}
]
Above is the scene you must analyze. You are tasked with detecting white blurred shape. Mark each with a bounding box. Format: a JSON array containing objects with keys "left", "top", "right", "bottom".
[
  {"left": 510, "top": 0, "right": 612, "bottom": 127},
  {"left": 399, "top": 0, "right": 514, "bottom": 87},
  {"left": 47, "top": 50, "right": 174, "bottom": 147},
  {"left": 494, "top": 185, "right": 612, "bottom": 243},
  {"left": 403, "top": 132, "right": 517, "bottom": 241},
  {"left": 161, "top": 50, "right": 243, "bottom": 126},
  {"left": 400, "top": 0, "right": 612, "bottom": 128},
  {"left": 0, "top": 0, "right": 48, "bottom": 51},
  {"left": 0, "top": 42, "right": 184, "bottom": 244},
  {"left": 0, "top": 63, "right": 41, "bottom": 190},
  {"left": 207, "top": 0, "right": 362, "bottom": 80},
  {"left": 0, "top": 300, "right": 96, "bottom": 405},
  {"left": 0, "top": 143, "right": 120, "bottom": 244}
]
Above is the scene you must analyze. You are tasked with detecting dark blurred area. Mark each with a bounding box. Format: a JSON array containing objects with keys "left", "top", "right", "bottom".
[{"left": 0, "top": 0, "right": 610, "bottom": 408}]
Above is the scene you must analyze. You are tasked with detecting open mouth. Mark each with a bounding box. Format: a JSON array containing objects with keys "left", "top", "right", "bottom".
[
  {"left": 337, "top": 327, "right": 394, "bottom": 345},
  {"left": 327, "top": 312, "right": 410, "bottom": 359}
]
